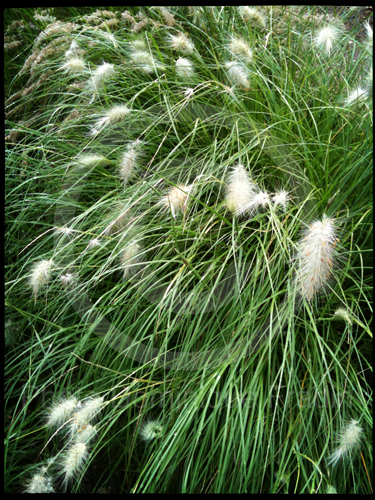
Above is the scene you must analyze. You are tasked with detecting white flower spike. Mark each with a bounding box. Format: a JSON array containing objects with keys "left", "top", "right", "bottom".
[
  {"left": 295, "top": 214, "right": 339, "bottom": 300},
  {"left": 225, "top": 164, "right": 256, "bottom": 214},
  {"left": 328, "top": 419, "right": 363, "bottom": 467}
]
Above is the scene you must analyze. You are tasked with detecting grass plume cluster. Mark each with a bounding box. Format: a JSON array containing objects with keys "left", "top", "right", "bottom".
[{"left": 5, "top": 6, "right": 373, "bottom": 494}]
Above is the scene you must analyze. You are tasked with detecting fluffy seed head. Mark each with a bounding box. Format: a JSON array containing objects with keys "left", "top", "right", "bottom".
[
  {"left": 91, "top": 105, "right": 131, "bottom": 135},
  {"left": 344, "top": 87, "right": 368, "bottom": 107},
  {"left": 326, "top": 485, "right": 337, "bottom": 494},
  {"left": 60, "top": 56, "right": 87, "bottom": 74},
  {"left": 61, "top": 442, "right": 89, "bottom": 484},
  {"left": 160, "top": 184, "right": 194, "bottom": 218},
  {"left": 314, "top": 25, "right": 339, "bottom": 56},
  {"left": 121, "top": 241, "right": 143, "bottom": 279},
  {"left": 76, "top": 154, "right": 109, "bottom": 168},
  {"left": 130, "top": 39, "right": 147, "bottom": 51},
  {"left": 60, "top": 273, "right": 77, "bottom": 287},
  {"left": 169, "top": 33, "right": 194, "bottom": 53},
  {"left": 46, "top": 397, "right": 78, "bottom": 427},
  {"left": 24, "top": 468, "right": 54, "bottom": 493},
  {"left": 119, "top": 139, "right": 142, "bottom": 185},
  {"left": 238, "top": 6, "right": 266, "bottom": 28},
  {"left": 183, "top": 87, "right": 195, "bottom": 98},
  {"left": 224, "top": 61, "right": 249, "bottom": 88},
  {"left": 88, "top": 62, "right": 116, "bottom": 92},
  {"left": 75, "top": 423, "right": 97, "bottom": 444},
  {"left": 239, "top": 190, "right": 270, "bottom": 216},
  {"left": 156, "top": 6, "right": 176, "bottom": 27},
  {"left": 140, "top": 420, "right": 163, "bottom": 441},
  {"left": 176, "top": 57, "right": 195, "bottom": 78},
  {"left": 65, "top": 40, "right": 80, "bottom": 59},
  {"left": 228, "top": 36, "right": 253, "bottom": 63},
  {"left": 328, "top": 420, "right": 363, "bottom": 467},
  {"left": 69, "top": 397, "right": 104, "bottom": 435},
  {"left": 295, "top": 215, "right": 338, "bottom": 300},
  {"left": 87, "top": 238, "right": 101, "bottom": 249},
  {"left": 225, "top": 164, "right": 256, "bottom": 213},
  {"left": 272, "top": 190, "right": 290, "bottom": 210},
  {"left": 364, "top": 21, "right": 373, "bottom": 44},
  {"left": 333, "top": 307, "right": 352, "bottom": 325},
  {"left": 30, "top": 259, "right": 54, "bottom": 299},
  {"left": 130, "top": 49, "right": 165, "bottom": 73},
  {"left": 54, "top": 226, "right": 74, "bottom": 240}
]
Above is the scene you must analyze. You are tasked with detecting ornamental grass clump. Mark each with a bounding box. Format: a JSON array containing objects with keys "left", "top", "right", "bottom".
[{"left": 5, "top": 6, "right": 372, "bottom": 495}]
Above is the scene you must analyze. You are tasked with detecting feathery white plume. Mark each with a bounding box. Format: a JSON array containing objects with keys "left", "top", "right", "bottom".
[
  {"left": 313, "top": 26, "right": 339, "bottom": 56},
  {"left": 333, "top": 307, "right": 352, "bottom": 325},
  {"left": 119, "top": 139, "right": 142, "bottom": 186},
  {"left": 130, "top": 49, "right": 164, "bottom": 74},
  {"left": 75, "top": 424, "right": 97, "bottom": 444},
  {"left": 344, "top": 87, "right": 368, "bottom": 107},
  {"left": 228, "top": 36, "right": 253, "bottom": 63},
  {"left": 121, "top": 241, "right": 143, "bottom": 279},
  {"left": 87, "top": 238, "right": 101, "bottom": 249},
  {"left": 328, "top": 420, "right": 362, "bottom": 467},
  {"left": 60, "top": 56, "right": 86, "bottom": 74},
  {"left": 46, "top": 397, "right": 78, "bottom": 427},
  {"left": 69, "top": 397, "right": 104, "bottom": 435},
  {"left": 239, "top": 190, "right": 270, "bottom": 216},
  {"left": 76, "top": 154, "right": 109, "bottom": 168},
  {"left": 101, "top": 32, "right": 118, "bottom": 48},
  {"left": 272, "top": 190, "right": 290, "bottom": 211},
  {"left": 30, "top": 259, "right": 54, "bottom": 300},
  {"left": 224, "top": 61, "right": 249, "bottom": 88},
  {"left": 183, "top": 87, "right": 195, "bottom": 98},
  {"left": 88, "top": 62, "right": 116, "bottom": 94},
  {"left": 295, "top": 215, "right": 338, "bottom": 300},
  {"left": 129, "top": 39, "right": 147, "bottom": 52},
  {"left": 238, "top": 6, "right": 266, "bottom": 28},
  {"left": 54, "top": 226, "right": 74, "bottom": 239},
  {"left": 176, "top": 57, "right": 195, "bottom": 78},
  {"left": 140, "top": 420, "right": 163, "bottom": 441},
  {"left": 169, "top": 33, "right": 194, "bottom": 53},
  {"left": 65, "top": 40, "right": 80, "bottom": 60},
  {"left": 364, "top": 21, "right": 373, "bottom": 44},
  {"left": 24, "top": 467, "right": 54, "bottom": 493},
  {"left": 225, "top": 164, "right": 256, "bottom": 213},
  {"left": 60, "top": 273, "right": 77, "bottom": 287},
  {"left": 61, "top": 442, "right": 89, "bottom": 484},
  {"left": 91, "top": 105, "right": 131, "bottom": 135},
  {"left": 160, "top": 184, "right": 194, "bottom": 218},
  {"left": 156, "top": 6, "right": 176, "bottom": 27}
]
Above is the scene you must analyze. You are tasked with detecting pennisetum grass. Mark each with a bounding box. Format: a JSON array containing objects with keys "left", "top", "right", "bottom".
[{"left": 5, "top": 6, "right": 372, "bottom": 495}]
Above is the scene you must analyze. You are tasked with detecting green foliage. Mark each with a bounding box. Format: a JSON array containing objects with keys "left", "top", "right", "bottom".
[{"left": 5, "top": 6, "right": 373, "bottom": 494}]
